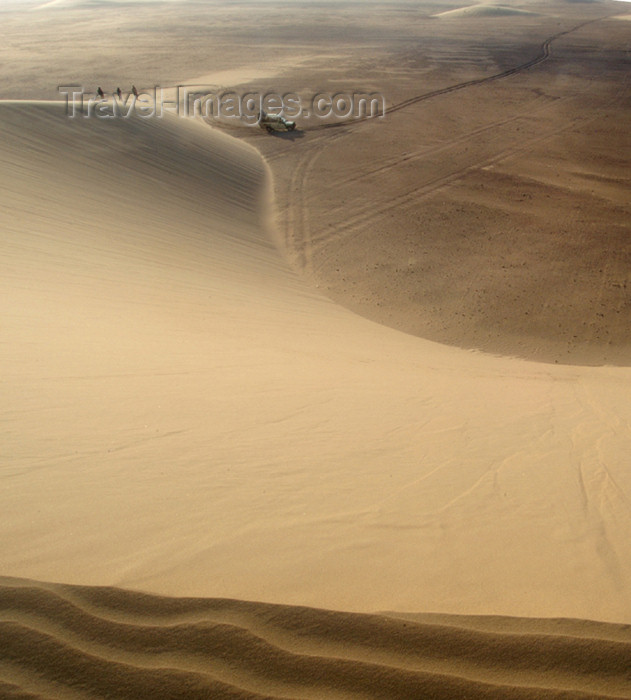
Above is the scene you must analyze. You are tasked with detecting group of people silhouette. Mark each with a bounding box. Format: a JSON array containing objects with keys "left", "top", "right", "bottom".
[{"left": 95, "top": 86, "right": 139, "bottom": 99}]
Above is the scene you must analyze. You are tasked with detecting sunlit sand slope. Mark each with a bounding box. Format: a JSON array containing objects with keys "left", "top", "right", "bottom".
[
  {"left": 2, "top": 101, "right": 631, "bottom": 627},
  {"left": 2, "top": 577, "right": 631, "bottom": 699}
]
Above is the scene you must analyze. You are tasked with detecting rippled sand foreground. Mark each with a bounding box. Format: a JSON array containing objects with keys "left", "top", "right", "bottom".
[{"left": 2, "top": 577, "right": 631, "bottom": 699}]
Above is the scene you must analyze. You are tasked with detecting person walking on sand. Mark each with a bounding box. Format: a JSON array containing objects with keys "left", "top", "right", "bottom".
[
  {"left": 131, "top": 85, "right": 138, "bottom": 97},
  {"left": 116, "top": 87, "right": 122, "bottom": 99},
  {"left": 96, "top": 86, "right": 104, "bottom": 99}
]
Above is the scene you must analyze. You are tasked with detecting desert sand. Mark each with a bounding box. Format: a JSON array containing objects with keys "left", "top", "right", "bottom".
[{"left": 1, "top": 0, "right": 631, "bottom": 697}]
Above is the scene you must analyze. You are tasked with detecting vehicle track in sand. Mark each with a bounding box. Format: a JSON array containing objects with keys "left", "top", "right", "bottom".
[
  {"left": 308, "top": 93, "right": 568, "bottom": 195},
  {"left": 277, "top": 16, "right": 607, "bottom": 139},
  {"left": 279, "top": 15, "right": 619, "bottom": 274},
  {"left": 301, "top": 96, "right": 615, "bottom": 264}
]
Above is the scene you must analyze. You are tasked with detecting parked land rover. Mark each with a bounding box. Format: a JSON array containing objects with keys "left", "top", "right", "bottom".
[{"left": 259, "top": 111, "right": 296, "bottom": 133}]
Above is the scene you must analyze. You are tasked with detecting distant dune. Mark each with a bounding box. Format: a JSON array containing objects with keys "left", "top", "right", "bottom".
[
  {"left": 2, "top": 577, "right": 631, "bottom": 699},
  {"left": 434, "top": 4, "right": 537, "bottom": 18}
]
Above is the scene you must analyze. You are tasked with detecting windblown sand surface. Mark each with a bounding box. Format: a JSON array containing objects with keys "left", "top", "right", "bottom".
[{"left": 2, "top": 0, "right": 631, "bottom": 695}]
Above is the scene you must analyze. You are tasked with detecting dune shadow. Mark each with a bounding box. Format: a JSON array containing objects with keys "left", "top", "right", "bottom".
[{"left": 269, "top": 129, "right": 305, "bottom": 141}]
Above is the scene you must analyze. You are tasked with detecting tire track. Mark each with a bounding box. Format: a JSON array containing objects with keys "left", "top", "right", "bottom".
[
  {"left": 304, "top": 16, "right": 608, "bottom": 132},
  {"left": 309, "top": 93, "right": 569, "bottom": 193},
  {"left": 283, "top": 15, "right": 616, "bottom": 273},
  {"left": 304, "top": 100, "right": 619, "bottom": 262}
]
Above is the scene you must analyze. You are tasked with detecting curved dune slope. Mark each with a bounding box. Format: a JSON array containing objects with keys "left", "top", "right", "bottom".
[
  {"left": 2, "top": 101, "right": 631, "bottom": 625},
  {"left": 2, "top": 577, "right": 631, "bottom": 699}
]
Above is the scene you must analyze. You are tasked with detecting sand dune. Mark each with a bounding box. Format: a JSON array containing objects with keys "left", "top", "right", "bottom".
[
  {"left": 434, "top": 4, "right": 537, "bottom": 18},
  {"left": 3, "top": 97, "right": 631, "bottom": 622},
  {"left": 2, "top": 577, "right": 631, "bottom": 699},
  {"left": 2, "top": 0, "right": 631, "bottom": 694}
]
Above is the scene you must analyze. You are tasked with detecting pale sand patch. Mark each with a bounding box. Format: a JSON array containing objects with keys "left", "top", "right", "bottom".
[
  {"left": 434, "top": 4, "right": 537, "bottom": 18},
  {"left": 36, "top": 0, "right": 185, "bottom": 7}
]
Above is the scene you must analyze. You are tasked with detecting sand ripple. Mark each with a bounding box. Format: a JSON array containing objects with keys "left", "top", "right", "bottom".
[{"left": 1, "top": 578, "right": 631, "bottom": 699}]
